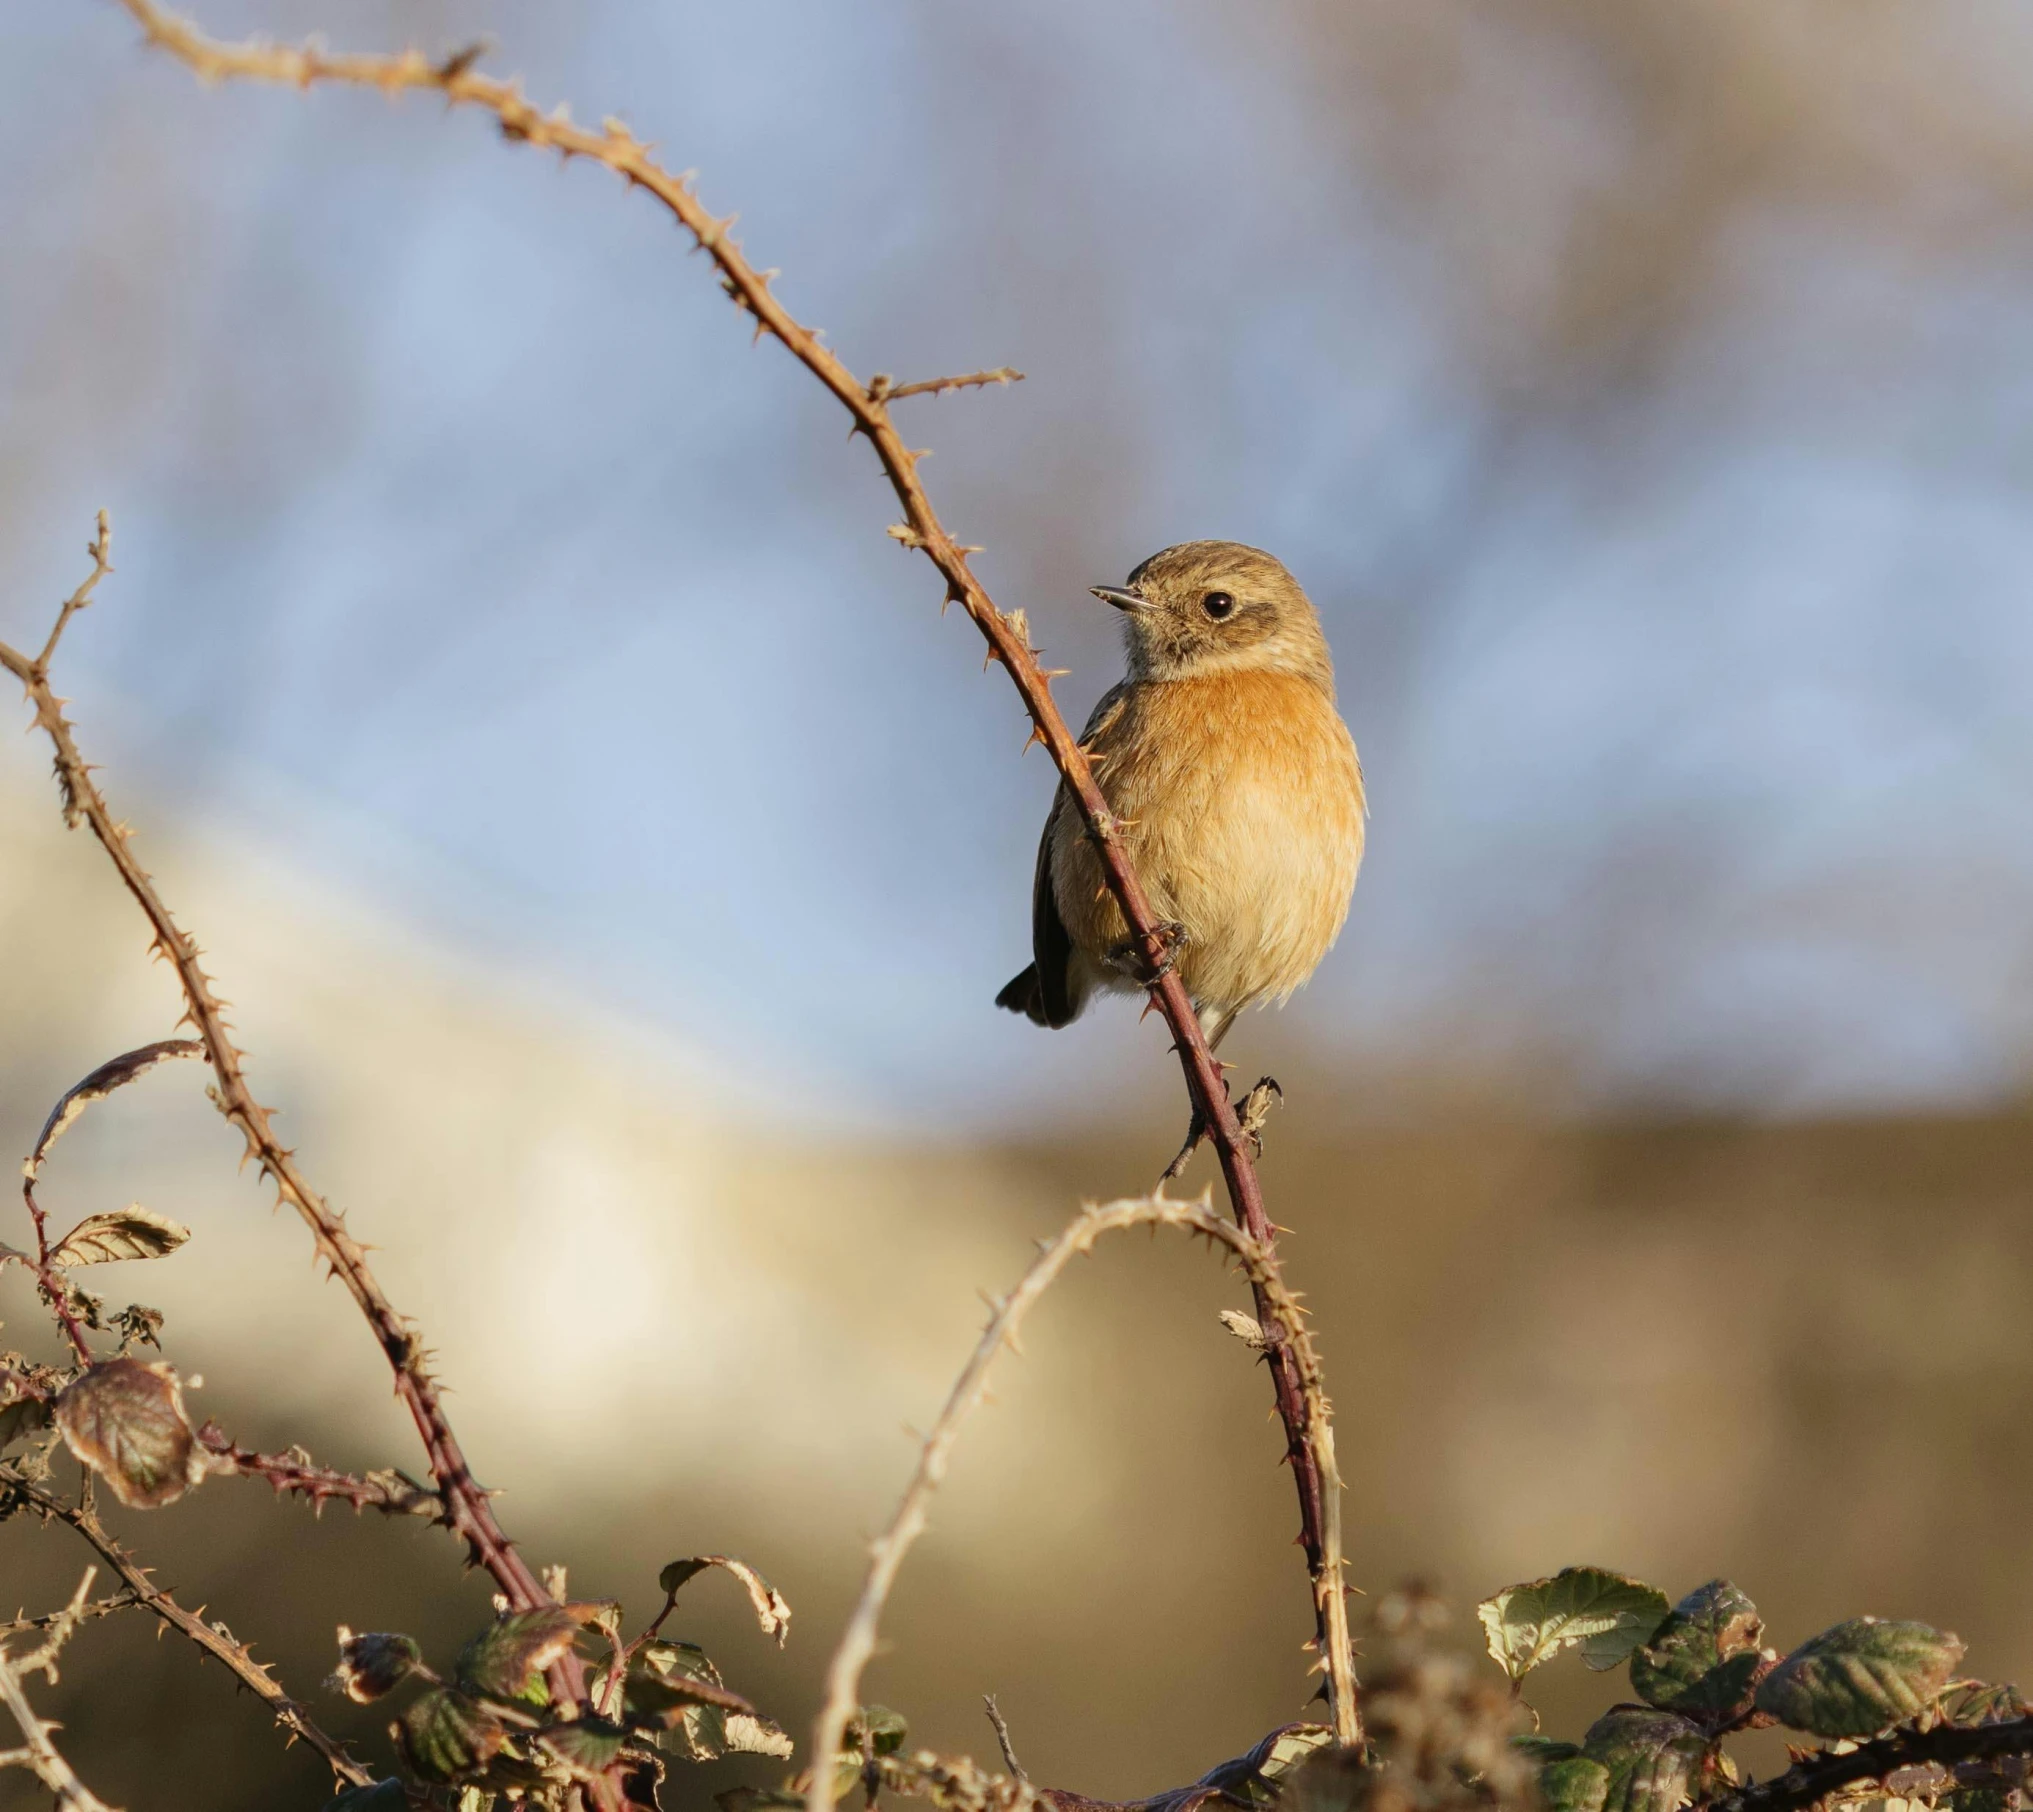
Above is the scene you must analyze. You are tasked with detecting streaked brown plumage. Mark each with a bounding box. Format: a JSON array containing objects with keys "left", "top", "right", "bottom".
[{"left": 996, "top": 540, "right": 1366, "bottom": 1048}]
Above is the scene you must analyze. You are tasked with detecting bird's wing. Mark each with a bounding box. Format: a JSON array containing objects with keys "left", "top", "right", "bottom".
[{"left": 1032, "top": 684, "right": 1130, "bottom": 1027}]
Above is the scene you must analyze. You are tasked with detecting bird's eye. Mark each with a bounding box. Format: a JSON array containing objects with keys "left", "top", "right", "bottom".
[{"left": 1201, "top": 591, "right": 1236, "bottom": 620}]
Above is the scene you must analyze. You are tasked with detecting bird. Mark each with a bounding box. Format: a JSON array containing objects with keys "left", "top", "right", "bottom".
[{"left": 995, "top": 540, "right": 1366, "bottom": 1051}]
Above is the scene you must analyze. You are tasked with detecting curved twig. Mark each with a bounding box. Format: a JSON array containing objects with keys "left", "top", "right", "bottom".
[
  {"left": 98, "top": 0, "right": 1360, "bottom": 1748},
  {"left": 0, "top": 530, "right": 603, "bottom": 1772},
  {"left": 805, "top": 1193, "right": 1351, "bottom": 1812}
]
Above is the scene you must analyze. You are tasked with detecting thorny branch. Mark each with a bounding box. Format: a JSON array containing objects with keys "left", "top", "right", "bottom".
[
  {"left": 1711, "top": 1717, "right": 2033, "bottom": 1812},
  {"left": 1, "top": 1466, "right": 375, "bottom": 1787},
  {"left": 0, "top": 1570, "right": 119, "bottom": 1812},
  {"left": 0, "top": 521, "right": 604, "bottom": 1761},
  {"left": 196, "top": 1428, "right": 444, "bottom": 1519},
  {"left": 100, "top": 0, "right": 1360, "bottom": 1750},
  {"left": 805, "top": 1192, "right": 1351, "bottom": 1812}
]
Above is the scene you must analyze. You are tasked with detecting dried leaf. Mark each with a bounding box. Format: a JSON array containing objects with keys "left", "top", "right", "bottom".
[
  {"left": 1938, "top": 1682, "right": 2031, "bottom": 1727},
  {"left": 27, "top": 1041, "right": 203, "bottom": 1180},
  {"left": 676, "top": 1702, "right": 795, "bottom": 1762},
  {"left": 1578, "top": 1708, "right": 1712, "bottom": 1812},
  {"left": 658, "top": 1554, "right": 792, "bottom": 1647},
  {"left": 1755, "top": 1619, "right": 1966, "bottom": 1738},
  {"left": 331, "top": 1627, "right": 425, "bottom": 1704},
  {"left": 54, "top": 1357, "right": 207, "bottom": 1508},
  {"left": 1629, "top": 1581, "right": 1772, "bottom": 1730},
  {"left": 397, "top": 1687, "right": 508, "bottom": 1784},
  {"left": 1478, "top": 1569, "right": 1672, "bottom": 1681},
  {"left": 49, "top": 1206, "right": 192, "bottom": 1268},
  {"left": 457, "top": 1607, "right": 581, "bottom": 1707}
]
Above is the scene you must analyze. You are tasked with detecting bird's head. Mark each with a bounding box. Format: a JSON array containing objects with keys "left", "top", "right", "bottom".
[{"left": 1092, "top": 541, "right": 1334, "bottom": 688}]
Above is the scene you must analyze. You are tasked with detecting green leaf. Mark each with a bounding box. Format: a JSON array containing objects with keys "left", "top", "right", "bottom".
[
  {"left": 1514, "top": 1738, "right": 1583, "bottom": 1763},
  {"left": 1540, "top": 1754, "right": 1612, "bottom": 1812},
  {"left": 396, "top": 1688, "right": 508, "bottom": 1784},
  {"left": 539, "top": 1716, "right": 632, "bottom": 1780},
  {"left": 1754, "top": 1618, "right": 1965, "bottom": 1738},
  {"left": 456, "top": 1608, "right": 581, "bottom": 1707},
  {"left": 322, "top": 1783, "right": 411, "bottom": 1812},
  {"left": 1579, "top": 1709, "right": 1711, "bottom": 1812},
  {"left": 330, "top": 1627, "right": 425, "bottom": 1704},
  {"left": 53, "top": 1358, "right": 207, "bottom": 1509},
  {"left": 1477, "top": 1568, "right": 1672, "bottom": 1681},
  {"left": 845, "top": 1705, "right": 909, "bottom": 1757},
  {"left": 657, "top": 1554, "right": 792, "bottom": 1647},
  {"left": 49, "top": 1207, "right": 192, "bottom": 1268},
  {"left": 1629, "top": 1581, "right": 1771, "bottom": 1729}
]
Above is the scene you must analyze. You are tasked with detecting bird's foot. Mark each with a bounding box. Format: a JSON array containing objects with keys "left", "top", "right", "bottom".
[
  {"left": 1107, "top": 919, "right": 1190, "bottom": 984},
  {"left": 1158, "top": 1075, "right": 1282, "bottom": 1183}
]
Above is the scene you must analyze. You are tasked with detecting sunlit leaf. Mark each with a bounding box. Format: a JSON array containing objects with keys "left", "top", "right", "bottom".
[
  {"left": 1478, "top": 1569, "right": 1672, "bottom": 1681},
  {"left": 1628, "top": 1581, "right": 1771, "bottom": 1729},
  {"left": 845, "top": 1705, "right": 909, "bottom": 1757},
  {"left": 1540, "top": 1754, "right": 1612, "bottom": 1812},
  {"left": 53, "top": 1357, "right": 207, "bottom": 1508},
  {"left": 1755, "top": 1619, "right": 1965, "bottom": 1738},
  {"left": 49, "top": 1206, "right": 192, "bottom": 1268}
]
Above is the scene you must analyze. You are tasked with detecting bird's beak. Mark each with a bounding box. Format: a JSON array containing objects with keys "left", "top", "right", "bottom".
[{"left": 1090, "top": 584, "right": 1152, "bottom": 613}]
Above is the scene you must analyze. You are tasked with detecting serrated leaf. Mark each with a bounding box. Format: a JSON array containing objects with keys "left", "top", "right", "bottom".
[
  {"left": 456, "top": 1607, "right": 583, "bottom": 1707},
  {"left": 397, "top": 1688, "right": 508, "bottom": 1783},
  {"left": 1629, "top": 1581, "right": 1770, "bottom": 1728},
  {"left": 1938, "top": 1682, "right": 2030, "bottom": 1727},
  {"left": 322, "top": 1783, "right": 411, "bottom": 1812},
  {"left": 54, "top": 1357, "right": 207, "bottom": 1508},
  {"left": 623, "top": 1644, "right": 752, "bottom": 1727},
  {"left": 1754, "top": 1619, "right": 1965, "bottom": 1738},
  {"left": 1478, "top": 1568, "right": 1672, "bottom": 1681},
  {"left": 658, "top": 1554, "right": 792, "bottom": 1647},
  {"left": 681, "top": 1705, "right": 793, "bottom": 1762},
  {"left": 1579, "top": 1709, "right": 1711, "bottom": 1812},
  {"left": 331, "top": 1628, "right": 425, "bottom": 1704},
  {"left": 539, "top": 1716, "right": 632, "bottom": 1780},
  {"left": 27, "top": 1041, "right": 203, "bottom": 1180},
  {"left": 49, "top": 1206, "right": 192, "bottom": 1268},
  {"left": 1541, "top": 1755, "right": 1612, "bottom": 1812}
]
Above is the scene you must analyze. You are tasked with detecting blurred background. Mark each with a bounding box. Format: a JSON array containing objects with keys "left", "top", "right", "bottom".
[{"left": 4, "top": 0, "right": 2033, "bottom": 1804}]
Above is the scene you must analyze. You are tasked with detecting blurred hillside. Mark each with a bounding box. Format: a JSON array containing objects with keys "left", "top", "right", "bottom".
[{"left": 8, "top": 753, "right": 2033, "bottom": 1807}]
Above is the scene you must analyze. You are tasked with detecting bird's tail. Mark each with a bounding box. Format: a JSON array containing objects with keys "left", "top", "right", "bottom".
[{"left": 995, "top": 964, "right": 1047, "bottom": 1025}]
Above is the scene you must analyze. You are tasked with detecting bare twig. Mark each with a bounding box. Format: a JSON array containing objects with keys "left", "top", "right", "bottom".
[
  {"left": 805, "top": 1193, "right": 1353, "bottom": 1811},
  {"left": 0, "top": 1468, "right": 375, "bottom": 1787},
  {"left": 868, "top": 368, "right": 1025, "bottom": 404},
  {"left": 0, "top": 525, "right": 597, "bottom": 1745},
  {"left": 984, "top": 1696, "right": 1029, "bottom": 1784},
  {"left": 1710, "top": 1717, "right": 2033, "bottom": 1812},
  {"left": 0, "top": 1571, "right": 120, "bottom": 1812},
  {"left": 100, "top": 0, "right": 1359, "bottom": 1745}
]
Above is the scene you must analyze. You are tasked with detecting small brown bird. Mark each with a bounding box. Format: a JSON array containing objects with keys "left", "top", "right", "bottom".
[{"left": 996, "top": 540, "right": 1366, "bottom": 1049}]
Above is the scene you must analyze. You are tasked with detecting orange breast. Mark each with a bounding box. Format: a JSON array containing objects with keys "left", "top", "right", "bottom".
[{"left": 1052, "top": 670, "right": 1366, "bottom": 1013}]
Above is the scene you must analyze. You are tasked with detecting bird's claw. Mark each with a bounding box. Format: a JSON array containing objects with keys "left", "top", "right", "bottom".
[{"left": 1108, "top": 919, "right": 1190, "bottom": 984}]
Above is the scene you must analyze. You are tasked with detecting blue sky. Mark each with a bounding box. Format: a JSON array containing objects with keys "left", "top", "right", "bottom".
[{"left": 7, "top": 0, "right": 2033, "bottom": 1130}]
